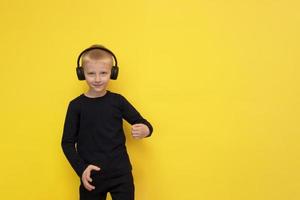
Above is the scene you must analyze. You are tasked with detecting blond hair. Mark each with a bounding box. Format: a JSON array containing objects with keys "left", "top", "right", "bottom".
[{"left": 81, "top": 44, "right": 114, "bottom": 67}]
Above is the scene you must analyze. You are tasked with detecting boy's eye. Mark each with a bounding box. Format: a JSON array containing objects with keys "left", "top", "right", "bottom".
[{"left": 86, "top": 72, "right": 108, "bottom": 75}]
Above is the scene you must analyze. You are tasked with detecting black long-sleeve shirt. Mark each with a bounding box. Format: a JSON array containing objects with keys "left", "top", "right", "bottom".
[{"left": 61, "top": 90, "right": 153, "bottom": 177}]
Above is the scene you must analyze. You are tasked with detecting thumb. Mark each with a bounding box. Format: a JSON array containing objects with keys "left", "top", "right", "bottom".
[{"left": 90, "top": 165, "right": 101, "bottom": 171}]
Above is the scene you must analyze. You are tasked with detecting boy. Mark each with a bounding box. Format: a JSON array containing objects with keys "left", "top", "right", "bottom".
[{"left": 61, "top": 45, "right": 153, "bottom": 200}]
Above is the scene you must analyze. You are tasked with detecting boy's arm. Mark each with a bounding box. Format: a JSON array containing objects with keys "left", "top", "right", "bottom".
[
  {"left": 120, "top": 95, "right": 153, "bottom": 137},
  {"left": 61, "top": 101, "right": 88, "bottom": 177}
]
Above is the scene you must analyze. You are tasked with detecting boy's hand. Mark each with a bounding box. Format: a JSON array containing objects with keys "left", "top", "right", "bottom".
[
  {"left": 131, "top": 123, "right": 150, "bottom": 139},
  {"left": 81, "top": 165, "right": 101, "bottom": 191}
]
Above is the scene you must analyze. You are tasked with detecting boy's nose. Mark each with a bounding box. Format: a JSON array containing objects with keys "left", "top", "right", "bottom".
[{"left": 95, "top": 74, "right": 101, "bottom": 82}]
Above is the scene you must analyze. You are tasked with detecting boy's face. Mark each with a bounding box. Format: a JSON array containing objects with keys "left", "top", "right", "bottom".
[{"left": 83, "top": 58, "right": 112, "bottom": 94}]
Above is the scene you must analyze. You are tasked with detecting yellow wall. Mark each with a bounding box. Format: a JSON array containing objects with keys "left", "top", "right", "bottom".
[{"left": 1, "top": 0, "right": 299, "bottom": 199}]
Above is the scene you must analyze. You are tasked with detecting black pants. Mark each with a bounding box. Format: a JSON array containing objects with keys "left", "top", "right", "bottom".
[{"left": 79, "top": 171, "right": 134, "bottom": 200}]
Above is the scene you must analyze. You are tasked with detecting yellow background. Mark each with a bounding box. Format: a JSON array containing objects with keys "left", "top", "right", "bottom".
[{"left": 1, "top": 0, "right": 299, "bottom": 199}]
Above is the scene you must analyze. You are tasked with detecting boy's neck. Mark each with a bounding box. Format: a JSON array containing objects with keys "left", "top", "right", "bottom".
[{"left": 84, "top": 90, "right": 107, "bottom": 98}]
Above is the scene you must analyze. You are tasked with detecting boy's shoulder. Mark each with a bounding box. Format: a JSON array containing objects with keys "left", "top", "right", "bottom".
[
  {"left": 69, "top": 94, "right": 83, "bottom": 104},
  {"left": 66, "top": 95, "right": 83, "bottom": 109},
  {"left": 107, "top": 91, "right": 126, "bottom": 99}
]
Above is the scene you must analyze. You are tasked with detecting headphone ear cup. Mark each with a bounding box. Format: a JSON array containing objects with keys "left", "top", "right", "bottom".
[
  {"left": 110, "top": 66, "right": 119, "bottom": 80},
  {"left": 76, "top": 67, "right": 85, "bottom": 80}
]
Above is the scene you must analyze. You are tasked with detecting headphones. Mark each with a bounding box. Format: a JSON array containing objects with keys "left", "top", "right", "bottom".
[{"left": 76, "top": 46, "right": 119, "bottom": 80}]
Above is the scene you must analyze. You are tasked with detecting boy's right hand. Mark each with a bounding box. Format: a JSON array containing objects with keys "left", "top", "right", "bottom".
[{"left": 81, "top": 165, "right": 101, "bottom": 191}]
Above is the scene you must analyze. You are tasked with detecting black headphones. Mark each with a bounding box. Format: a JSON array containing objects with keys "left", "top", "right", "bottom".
[{"left": 76, "top": 46, "right": 119, "bottom": 80}]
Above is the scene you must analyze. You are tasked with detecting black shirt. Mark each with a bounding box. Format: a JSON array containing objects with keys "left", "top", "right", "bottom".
[{"left": 61, "top": 90, "right": 153, "bottom": 177}]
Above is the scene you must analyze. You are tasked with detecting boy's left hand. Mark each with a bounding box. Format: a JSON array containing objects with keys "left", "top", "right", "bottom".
[{"left": 131, "top": 123, "right": 150, "bottom": 139}]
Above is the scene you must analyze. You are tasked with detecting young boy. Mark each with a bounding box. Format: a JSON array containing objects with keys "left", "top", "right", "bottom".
[{"left": 61, "top": 45, "right": 153, "bottom": 200}]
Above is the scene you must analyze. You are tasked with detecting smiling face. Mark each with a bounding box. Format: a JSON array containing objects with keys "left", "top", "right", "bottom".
[{"left": 83, "top": 58, "right": 113, "bottom": 97}]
